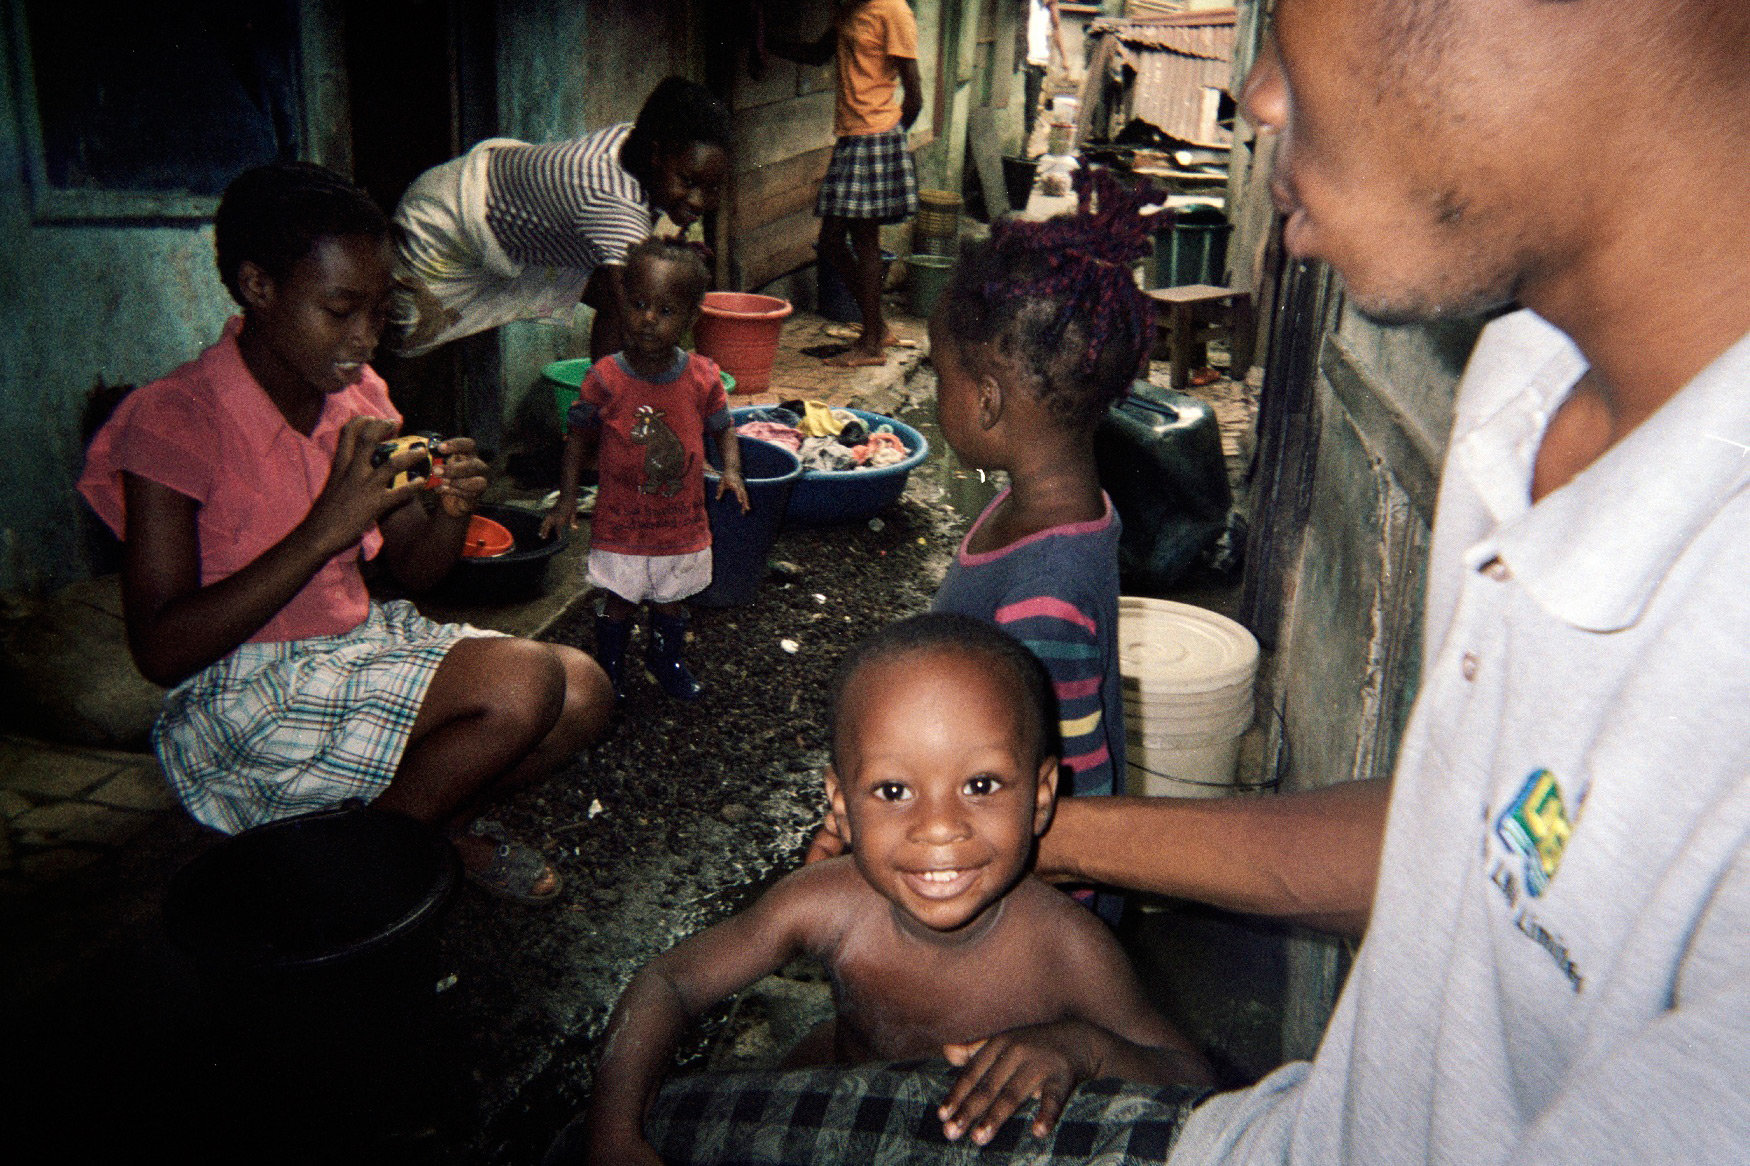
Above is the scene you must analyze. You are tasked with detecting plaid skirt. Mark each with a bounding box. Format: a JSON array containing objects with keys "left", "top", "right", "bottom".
[
  {"left": 816, "top": 129, "right": 919, "bottom": 224},
  {"left": 153, "top": 600, "right": 500, "bottom": 834},
  {"left": 627, "top": 1061, "right": 1210, "bottom": 1166}
]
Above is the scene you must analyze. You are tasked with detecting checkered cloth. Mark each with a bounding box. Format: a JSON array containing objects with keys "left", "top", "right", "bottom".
[
  {"left": 154, "top": 599, "right": 500, "bottom": 835},
  {"left": 637, "top": 1060, "right": 1210, "bottom": 1165},
  {"left": 816, "top": 128, "right": 919, "bottom": 223}
]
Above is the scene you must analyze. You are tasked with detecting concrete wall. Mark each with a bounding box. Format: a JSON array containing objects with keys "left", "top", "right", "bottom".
[{"left": 0, "top": 0, "right": 351, "bottom": 596}]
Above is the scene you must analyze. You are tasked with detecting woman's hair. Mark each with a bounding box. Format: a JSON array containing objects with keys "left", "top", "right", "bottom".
[
  {"left": 213, "top": 161, "right": 388, "bottom": 306},
  {"left": 937, "top": 167, "right": 1164, "bottom": 432},
  {"left": 621, "top": 76, "right": 733, "bottom": 178},
  {"left": 625, "top": 236, "right": 712, "bottom": 306},
  {"left": 829, "top": 613, "right": 1060, "bottom": 767}
]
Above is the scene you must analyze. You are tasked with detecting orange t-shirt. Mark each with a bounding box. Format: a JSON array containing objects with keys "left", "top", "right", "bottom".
[{"left": 834, "top": 0, "right": 919, "bottom": 137}]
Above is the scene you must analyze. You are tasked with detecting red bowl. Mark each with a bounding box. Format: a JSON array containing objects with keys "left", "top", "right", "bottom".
[{"left": 461, "top": 514, "right": 514, "bottom": 558}]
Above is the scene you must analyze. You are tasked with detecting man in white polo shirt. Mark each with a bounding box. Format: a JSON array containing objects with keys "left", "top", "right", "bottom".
[{"left": 1034, "top": 0, "right": 1750, "bottom": 1161}]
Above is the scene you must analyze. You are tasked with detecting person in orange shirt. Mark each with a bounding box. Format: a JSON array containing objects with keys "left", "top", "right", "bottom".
[{"left": 772, "top": 0, "right": 923, "bottom": 368}]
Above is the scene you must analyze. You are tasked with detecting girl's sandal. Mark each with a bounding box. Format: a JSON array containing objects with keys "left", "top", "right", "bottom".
[{"left": 459, "top": 819, "right": 563, "bottom": 905}]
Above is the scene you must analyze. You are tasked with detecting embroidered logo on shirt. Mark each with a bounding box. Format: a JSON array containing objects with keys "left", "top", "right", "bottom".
[{"left": 1495, "top": 768, "right": 1571, "bottom": 898}]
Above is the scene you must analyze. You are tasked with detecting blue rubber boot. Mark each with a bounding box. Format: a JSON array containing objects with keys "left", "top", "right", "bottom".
[
  {"left": 646, "top": 611, "right": 704, "bottom": 701},
  {"left": 593, "top": 614, "right": 633, "bottom": 702}
]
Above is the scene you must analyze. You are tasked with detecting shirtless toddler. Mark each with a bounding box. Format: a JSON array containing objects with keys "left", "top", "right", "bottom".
[{"left": 583, "top": 613, "right": 1211, "bottom": 1164}]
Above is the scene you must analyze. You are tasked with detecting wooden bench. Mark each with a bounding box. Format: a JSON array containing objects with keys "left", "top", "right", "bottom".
[{"left": 1144, "top": 284, "right": 1256, "bottom": 389}]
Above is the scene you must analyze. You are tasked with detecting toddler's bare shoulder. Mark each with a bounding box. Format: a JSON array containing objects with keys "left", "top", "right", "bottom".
[
  {"left": 1011, "top": 877, "right": 1124, "bottom": 948},
  {"left": 764, "top": 858, "right": 883, "bottom": 934}
]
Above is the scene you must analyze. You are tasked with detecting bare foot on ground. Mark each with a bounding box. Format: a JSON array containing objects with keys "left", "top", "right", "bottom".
[{"left": 824, "top": 347, "right": 889, "bottom": 368}]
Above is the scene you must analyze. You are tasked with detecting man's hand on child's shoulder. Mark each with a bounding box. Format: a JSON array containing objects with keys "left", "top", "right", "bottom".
[{"left": 802, "top": 807, "right": 848, "bottom": 863}]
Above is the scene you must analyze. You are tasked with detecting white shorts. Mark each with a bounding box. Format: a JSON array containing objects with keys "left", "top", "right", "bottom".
[
  {"left": 390, "top": 138, "right": 592, "bottom": 356},
  {"left": 589, "top": 548, "right": 714, "bottom": 605}
]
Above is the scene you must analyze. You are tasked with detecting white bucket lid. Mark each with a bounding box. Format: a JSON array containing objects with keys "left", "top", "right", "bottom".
[{"left": 1119, "top": 597, "right": 1260, "bottom": 696}]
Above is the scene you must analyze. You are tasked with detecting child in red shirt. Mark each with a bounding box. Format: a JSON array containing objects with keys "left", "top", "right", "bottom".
[{"left": 542, "top": 238, "right": 749, "bottom": 701}]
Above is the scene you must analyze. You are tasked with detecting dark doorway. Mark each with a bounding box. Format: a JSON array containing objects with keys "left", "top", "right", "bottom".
[{"left": 343, "top": 0, "right": 500, "bottom": 445}]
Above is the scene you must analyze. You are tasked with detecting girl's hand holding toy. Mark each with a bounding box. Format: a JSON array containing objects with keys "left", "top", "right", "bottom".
[
  {"left": 305, "top": 416, "right": 427, "bottom": 555},
  {"left": 427, "top": 437, "right": 488, "bottom": 518}
]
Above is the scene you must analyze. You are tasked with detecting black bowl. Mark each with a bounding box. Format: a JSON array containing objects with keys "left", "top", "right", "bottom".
[{"left": 441, "top": 502, "right": 567, "bottom": 602}]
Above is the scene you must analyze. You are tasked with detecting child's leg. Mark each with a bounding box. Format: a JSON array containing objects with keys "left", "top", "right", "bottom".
[
  {"left": 646, "top": 601, "right": 703, "bottom": 701},
  {"left": 594, "top": 591, "right": 638, "bottom": 701}
]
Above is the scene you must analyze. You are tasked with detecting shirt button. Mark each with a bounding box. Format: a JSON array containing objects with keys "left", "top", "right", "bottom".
[
  {"left": 1461, "top": 652, "right": 1480, "bottom": 681},
  {"left": 1481, "top": 558, "right": 1510, "bottom": 581}
]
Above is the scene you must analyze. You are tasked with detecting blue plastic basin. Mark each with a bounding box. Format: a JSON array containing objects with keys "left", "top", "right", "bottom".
[
  {"left": 730, "top": 406, "right": 930, "bottom": 528},
  {"left": 695, "top": 436, "right": 804, "bottom": 607}
]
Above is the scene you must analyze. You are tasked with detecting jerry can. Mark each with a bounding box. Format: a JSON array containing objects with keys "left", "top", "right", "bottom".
[{"left": 1094, "top": 381, "right": 1233, "bottom": 593}]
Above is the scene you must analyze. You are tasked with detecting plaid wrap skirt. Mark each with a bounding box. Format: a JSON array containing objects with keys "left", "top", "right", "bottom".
[
  {"left": 153, "top": 600, "right": 501, "bottom": 834},
  {"left": 816, "top": 129, "right": 919, "bottom": 224},
  {"left": 626, "top": 1061, "right": 1209, "bottom": 1166}
]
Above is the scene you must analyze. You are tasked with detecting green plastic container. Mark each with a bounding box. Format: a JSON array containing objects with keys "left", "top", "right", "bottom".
[
  {"left": 907, "top": 254, "right": 956, "bottom": 318},
  {"left": 1153, "top": 205, "right": 1231, "bottom": 288},
  {"left": 542, "top": 357, "right": 734, "bottom": 428}
]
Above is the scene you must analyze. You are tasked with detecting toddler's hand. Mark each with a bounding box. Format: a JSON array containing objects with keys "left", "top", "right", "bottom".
[
  {"left": 938, "top": 1021, "right": 1098, "bottom": 1145},
  {"left": 430, "top": 437, "right": 488, "bottom": 518},
  {"left": 717, "top": 469, "right": 751, "bottom": 513},
  {"left": 539, "top": 495, "right": 579, "bottom": 540}
]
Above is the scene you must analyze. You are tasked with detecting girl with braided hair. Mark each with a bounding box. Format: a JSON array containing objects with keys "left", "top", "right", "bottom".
[{"left": 923, "top": 169, "right": 1163, "bottom": 917}]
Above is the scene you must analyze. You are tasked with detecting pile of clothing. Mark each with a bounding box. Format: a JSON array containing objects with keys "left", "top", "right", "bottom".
[{"left": 735, "top": 401, "right": 911, "bottom": 473}]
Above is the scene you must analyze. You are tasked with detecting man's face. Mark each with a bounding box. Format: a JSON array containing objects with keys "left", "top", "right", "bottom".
[{"left": 1239, "top": 0, "right": 1595, "bottom": 325}]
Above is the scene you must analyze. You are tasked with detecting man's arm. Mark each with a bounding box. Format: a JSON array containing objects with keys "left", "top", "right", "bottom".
[
  {"left": 582, "top": 264, "right": 626, "bottom": 361},
  {"left": 1037, "top": 779, "right": 1390, "bottom": 936}
]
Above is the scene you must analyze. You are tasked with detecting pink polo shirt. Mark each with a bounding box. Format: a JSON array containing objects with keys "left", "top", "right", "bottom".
[{"left": 79, "top": 317, "right": 398, "bottom": 643}]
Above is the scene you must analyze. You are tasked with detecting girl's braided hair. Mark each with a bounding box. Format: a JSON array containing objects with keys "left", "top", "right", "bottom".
[{"left": 937, "top": 167, "right": 1164, "bottom": 431}]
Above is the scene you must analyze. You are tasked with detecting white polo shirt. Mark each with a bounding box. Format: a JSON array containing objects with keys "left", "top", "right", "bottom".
[{"left": 1172, "top": 310, "right": 1750, "bottom": 1165}]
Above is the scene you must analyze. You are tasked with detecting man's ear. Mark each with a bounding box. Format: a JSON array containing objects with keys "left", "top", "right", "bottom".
[
  {"left": 1033, "top": 757, "right": 1059, "bottom": 836},
  {"left": 824, "top": 765, "right": 853, "bottom": 845},
  {"left": 236, "top": 259, "right": 276, "bottom": 315}
]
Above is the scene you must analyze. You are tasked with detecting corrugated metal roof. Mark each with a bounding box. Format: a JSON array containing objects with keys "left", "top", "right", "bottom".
[
  {"left": 1088, "top": 13, "right": 1236, "bottom": 61},
  {"left": 1124, "top": 49, "right": 1233, "bottom": 144},
  {"left": 1076, "top": 13, "right": 1236, "bottom": 147}
]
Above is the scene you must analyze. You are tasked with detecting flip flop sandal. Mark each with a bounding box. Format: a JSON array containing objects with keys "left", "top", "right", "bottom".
[{"left": 460, "top": 819, "right": 562, "bottom": 905}]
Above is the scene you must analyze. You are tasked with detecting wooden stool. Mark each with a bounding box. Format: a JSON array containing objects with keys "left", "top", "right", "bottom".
[{"left": 1145, "top": 285, "right": 1256, "bottom": 389}]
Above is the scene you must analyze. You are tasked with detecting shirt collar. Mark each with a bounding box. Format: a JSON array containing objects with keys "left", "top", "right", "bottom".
[
  {"left": 1456, "top": 311, "right": 1750, "bottom": 631},
  {"left": 210, "top": 316, "right": 367, "bottom": 455}
]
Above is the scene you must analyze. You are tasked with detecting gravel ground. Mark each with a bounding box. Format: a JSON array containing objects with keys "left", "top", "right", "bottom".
[{"left": 434, "top": 494, "right": 968, "bottom": 1164}]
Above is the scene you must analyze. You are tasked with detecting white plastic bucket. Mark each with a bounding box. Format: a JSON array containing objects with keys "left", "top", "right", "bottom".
[{"left": 1118, "top": 597, "right": 1260, "bottom": 797}]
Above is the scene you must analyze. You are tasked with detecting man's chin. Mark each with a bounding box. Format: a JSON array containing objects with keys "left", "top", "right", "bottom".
[{"left": 1343, "top": 279, "right": 1516, "bottom": 329}]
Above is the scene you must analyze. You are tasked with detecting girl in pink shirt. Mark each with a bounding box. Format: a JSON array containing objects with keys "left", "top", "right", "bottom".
[{"left": 79, "top": 162, "right": 613, "bottom": 903}]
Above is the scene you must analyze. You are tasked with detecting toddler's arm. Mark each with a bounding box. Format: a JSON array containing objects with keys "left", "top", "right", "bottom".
[
  {"left": 714, "top": 422, "right": 750, "bottom": 512},
  {"left": 937, "top": 895, "right": 1213, "bottom": 1145},
  {"left": 584, "top": 862, "right": 849, "bottom": 1164},
  {"left": 541, "top": 427, "right": 596, "bottom": 539}
]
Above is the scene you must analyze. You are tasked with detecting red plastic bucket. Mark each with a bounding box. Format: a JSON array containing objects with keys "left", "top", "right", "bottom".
[{"left": 693, "top": 292, "right": 792, "bottom": 394}]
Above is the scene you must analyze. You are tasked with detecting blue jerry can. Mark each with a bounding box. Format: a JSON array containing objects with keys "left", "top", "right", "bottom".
[{"left": 1093, "top": 382, "right": 1233, "bottom": 593}]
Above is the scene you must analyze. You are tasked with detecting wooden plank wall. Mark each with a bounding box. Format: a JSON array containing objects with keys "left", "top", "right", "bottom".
[{"left": 725, "top": 0, "right": 839, "bottom": 291}]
